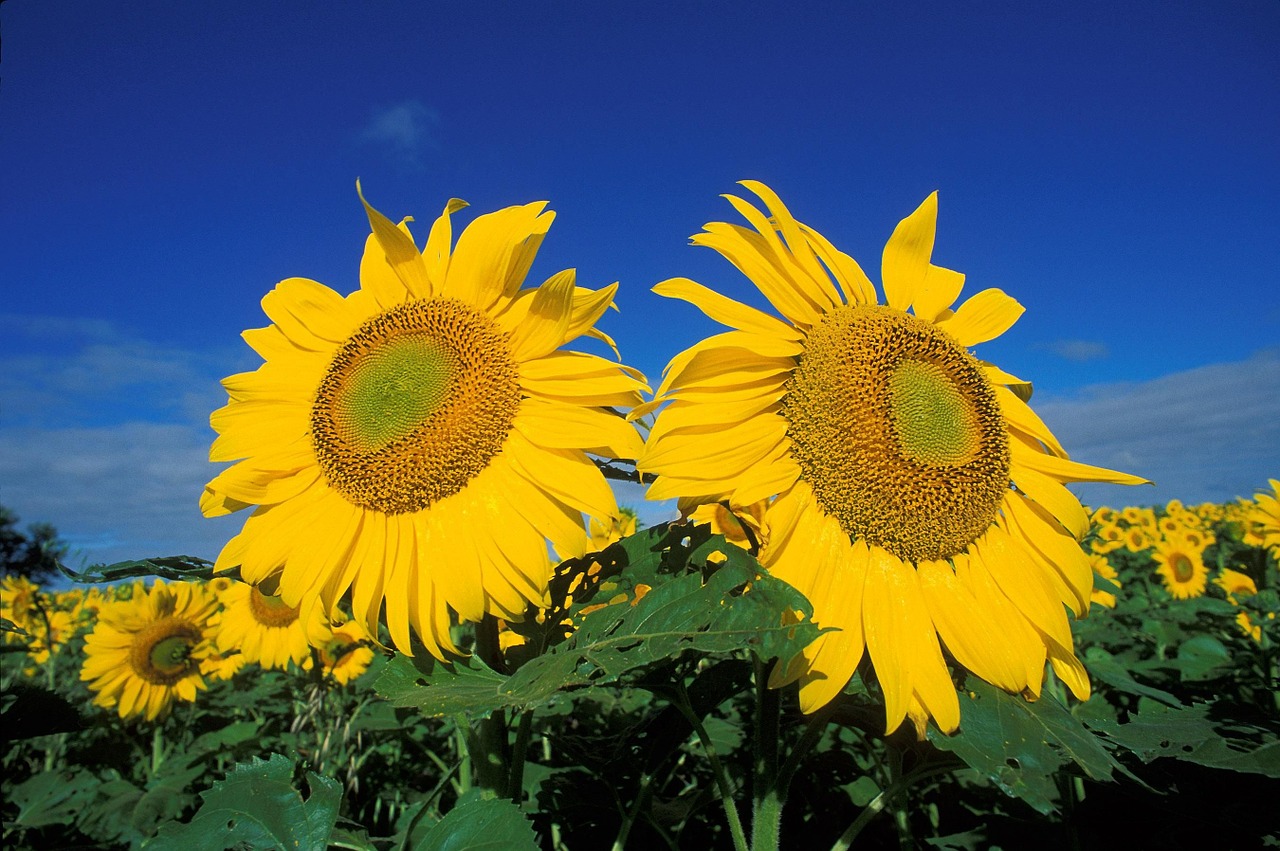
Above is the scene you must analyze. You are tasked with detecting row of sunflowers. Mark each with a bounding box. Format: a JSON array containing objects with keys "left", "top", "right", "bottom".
[{"left": 3, "top": 485, "right": 1275, "bottom": 723}]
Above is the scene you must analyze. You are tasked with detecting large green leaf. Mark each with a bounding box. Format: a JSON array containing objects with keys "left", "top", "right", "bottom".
[
  {"left": 414, "top": 794, "right": 539, "bottom": 851},
  {"left": 1085, "top": 702, "right": 1280, "bottom": 777},
  {"left": 144, "top": 754, "right": 342, "bottom": 851},
  {"left": 929, "top": 678, "right": 1123, "bottom": 815},
  {"left": 377, "top": 528, "right": 822, "bottom": 716}
]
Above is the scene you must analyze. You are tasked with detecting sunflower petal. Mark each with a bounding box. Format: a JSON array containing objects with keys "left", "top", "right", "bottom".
[{"left": 881, "top": 192, "right": 937, "bottom": 311}]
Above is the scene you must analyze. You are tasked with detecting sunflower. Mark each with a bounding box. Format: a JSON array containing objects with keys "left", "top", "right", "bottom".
[
  {"left": 306, "top": 615, "right": 376, "bottom": 686},
  {"left": 1214, "top": 567, "right": 1257, "bottom": 604},
  {"left": 685, "top": 499, "right": 768, "bottom": 551},
  {"left": 80, "top": 580, "right": 218, "bottom": 721},
  {"left": 1087, "top": 554, "right": 1121, "bottom": 609},
  {"left": 636, "top": 182, "right": 1146, "bottom": 736},
  {"left": 1250, "top": 479, "right": 1280, "bottom": 557},
  {"left": 214, "top": 579, "right": 322, "bottom": 670},
  {"left": 1152, "top": 536, "right": 1208, "bottom": 599},
  {"left": 203, "top": 187, "right": 647, "bottom": 659}
]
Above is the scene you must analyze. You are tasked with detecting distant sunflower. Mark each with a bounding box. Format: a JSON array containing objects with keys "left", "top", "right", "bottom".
[
  {"left": 306, "top": 615, "right": 376, "bottom": 686},
  {"left": 1214, "top": 568, "right": 1257, "bottom": 604},
  {"left": 1250, "top": 479, "right": 1280, "bottom": 557},
  {"left": 637, "top": 183, "right": 1146, "bottom": 735},
  {"left": 214, "top": 580, "right": 320, "bottom": 670},
  {"left": 80, "top": 580, "right": 218, "bottom": 721},
  {"left": 1152, "top": 536, "right": 1208, "bottom": 599},
  {"left": 203, "top": 187, "right": 647, "bottom": 659},
  {"left": 1087, "top": 554, "right": 1121, "bottom": 609}
]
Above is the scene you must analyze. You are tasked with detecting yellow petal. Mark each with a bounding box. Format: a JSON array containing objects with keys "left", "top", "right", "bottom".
[
  {"left": 799, "top": 222, "right": 875, "bottom": 306},
  {"left": 973, "top": 526, "right": 1072, "bottom": 652},
  {"left": 445, "top": 202, "right": 552, "bottom": 310},
  {"left": 881, "top": 193, "right": 937, "bottom": 312},
  {"left": 357, "top": 181, "right": 434, "bottom": 299},
  {"left": 653, "top": 276, "right": 801, "bottom": 340},
  {"left": 1000, "top": 493, "right": 1093, "bottom": 617},
  {"left": 935, "top": 288, "right": 1023, "bottom": 347},
  {"left": 739, "top": 180, "right": 843, "bottom": 310},
  {"left": 421, "top": 198, "right": 469, "bottom": 291},
  {"left": 693, "top": 223, "right": 823, "bottom": 327},
  {"left": 359, "top": 231, "right": 411, "bottom": 309},
  {"left": 912, "top": 264, "right": 965, "bottom": 323},
  {"left": 1011, "top": 439, "right": 1150, "bottom": 487},
  {"left": 260, "top": 277, "right": 353, "bottom": 349},
  {"left": 514, "top": 398, "right": 644, "bottom": 459},
  {"left": 507, "top": 269, "right": 575, "bottom": 361},
  {"left": 917, "top": 559, "right": 1025, "bottom": 693},
  {"left": 1013, "top": 464, "right": 1091, "bottom": 539},
  {"left": 997, "top": 386, "right": 1066, "bottom": 458},
  {"left": 861, "top": 547, "right": 916, "bottom": 733}
]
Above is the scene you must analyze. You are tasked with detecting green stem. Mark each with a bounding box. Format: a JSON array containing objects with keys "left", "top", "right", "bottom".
[
  {"left": 508, "top": 710, "right": 534, "bottom": 804},
  {"left": 829, "top": 763, "right": 958, "bottom": 851},
  {"left": 466, "top": 616, "right": 510, "bottom": 797},
  {"left": 672, "top": 682, "right": 748, "bottom": 851},
  {"left": 612, "top": 771, "right": 655, "bottom": 851},
  {"left": 751, "top": 657, "right": 782, "bottom": 851}
]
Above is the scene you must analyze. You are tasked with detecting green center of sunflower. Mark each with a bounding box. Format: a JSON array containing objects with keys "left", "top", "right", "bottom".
[
  {"left": 131, "top": 617, "right": 201, "bottom": 686},
  {"left": 248, "top": 586, "right": 301, "bottom": 628},
  {"left": 781, "top": 304, "right": 1010, "bottom": 564},
  {"left": 311, "top": 298, "right": 520, "bottom": 514},
  {"left": 1170, "top": 553, "right": 1195, "bottom": 583}
]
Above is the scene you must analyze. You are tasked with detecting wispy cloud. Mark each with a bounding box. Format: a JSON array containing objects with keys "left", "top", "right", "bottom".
[
  {"left": 356, "top": 100, "right": 440, "bottom": 170},
  {"left": 1035, "top": 338, "right": 1110, "bottom": 362},
  {"left": 1035, "top": 347, "right": 1280, "bottom": 508}
]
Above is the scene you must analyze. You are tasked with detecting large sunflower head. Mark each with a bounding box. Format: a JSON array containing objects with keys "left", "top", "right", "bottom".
[
  {"left": 203, "top": 186, "right": 647, "bottom": 660},
  {"left": 637, "top": 182, "right": 1146, "bottom": 736},
  {"left": 79, "top": 580, "right": 219, "bottom": 721}
]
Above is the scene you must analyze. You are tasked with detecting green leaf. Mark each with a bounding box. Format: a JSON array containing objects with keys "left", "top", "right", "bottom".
[
  {"left": 929, "top": 678, "right": 1122, "bottom": 815},
  {"left": 1081, "top": 646, "right": 1181, "bottom": 706},
  {"left": 8, "top": 769, "right": 103, "bottom": 829},
  {"left": 414, "top": 795, "right": 539, "bottom": 851},
  {"left": 144, "top": 753, "right": 342, "bottom": 851},
  {"left": 1086, "top": 702, "right": 1280, "bottom": 777},
  {"left": 1175, "top": 634, "right": 1232, "bottom": 682},
  {"left": 377, "top": 530, "right": 822, "bottom": 717}
]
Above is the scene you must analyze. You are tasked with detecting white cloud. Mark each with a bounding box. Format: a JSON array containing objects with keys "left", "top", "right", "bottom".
[
  {"left": 1033, "top": 347, "right": 1280, "bottom": 508},
  {"left": 1036, "top": 338, "right": 1110, "bottom": 362},
  {"left": 356, "top": 100, "right": 440, "bottom": 170},
  {"left": 0, "top": 422, "right": 242, "bottom": 569}
]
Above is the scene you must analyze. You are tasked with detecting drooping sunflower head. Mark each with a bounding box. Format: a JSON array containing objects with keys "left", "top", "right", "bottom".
[
  {"left": 80, "top": 580, "right": 219, "bottom": 721},
  {"left": 639, "top": 181, "right": 1147, "bottom": 736},
  {"left": 203, "top": 186, "right": 646, "bottom": 660}
]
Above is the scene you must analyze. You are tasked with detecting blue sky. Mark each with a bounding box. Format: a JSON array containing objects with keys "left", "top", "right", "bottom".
[{"left": 2, "top": 0, "right": 1277, "bottom": 568}]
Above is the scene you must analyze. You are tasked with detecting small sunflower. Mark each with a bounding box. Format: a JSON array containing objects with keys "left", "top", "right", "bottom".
[
  {"left": 80, "top": 580, "right": 218, "bottom": 721},
  {"left": 214, "top": 580, "right": 321, "bottom": 670},
  {"left": 203, "top": 187, "right": 647, "bottom": 659},
  {"left": 1152, "top": 536, "right": 1209, "bottom": 599},
  {"left": 1250, "top": 479, "right": 1280, "bottom": 557},
  {"left": 306, "top": 616, "right": 376, "bottom": 685},
  {"left": 637, "top": 183, "right": 1146, "bottom": 735},
  {"left": 1088, "top": 554, "right": 1120, "bottom": 609},
  {"left": 1214, "top": 568, "right": 1257, "bottom": 604}
]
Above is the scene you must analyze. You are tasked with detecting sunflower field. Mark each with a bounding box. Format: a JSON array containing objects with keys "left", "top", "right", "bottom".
[{"left": 3, "top": 187, "right": 1279, "bottom": 850}]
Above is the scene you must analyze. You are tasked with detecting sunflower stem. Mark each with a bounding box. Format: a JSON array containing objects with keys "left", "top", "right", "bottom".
[
  {"left": 672, "top": 681, "right": 748, "bottom": 851},
  {"left": 750, "top": 656, "right": 782, "bottom": 851},
  {"left": 465, "top": 616, "right": 510, "bottom": 798},
  {"left": 507, "top": 709, "right": 533, "bottom": 804}
]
